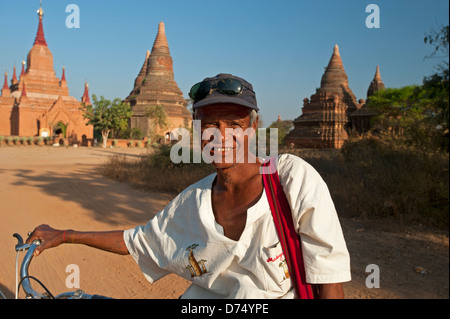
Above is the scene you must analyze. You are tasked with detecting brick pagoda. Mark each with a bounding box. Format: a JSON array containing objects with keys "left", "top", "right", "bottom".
[
  {"left": 125, "top": 22, "right": 191, "bottom": 140},
  {"left": 285, "top": 45, "right": 365, "bottom": 149}
]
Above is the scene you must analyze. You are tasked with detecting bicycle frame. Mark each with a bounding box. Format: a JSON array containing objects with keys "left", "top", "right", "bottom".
[{"left": 12, "top": 233, "right": 112, "bottom": 299}]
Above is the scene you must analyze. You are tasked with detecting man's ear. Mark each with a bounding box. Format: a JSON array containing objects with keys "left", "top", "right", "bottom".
[{"left": 252, "top": 115, "right": 259, "bottom": 130}]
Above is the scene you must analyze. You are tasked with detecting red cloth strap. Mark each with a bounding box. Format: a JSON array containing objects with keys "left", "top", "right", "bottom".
[{"left": 262, "top": 157, "right": 315, "bottom": 299}]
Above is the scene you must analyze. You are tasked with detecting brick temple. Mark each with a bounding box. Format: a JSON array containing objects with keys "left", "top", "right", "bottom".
[
  {"left": 125, "top": 22, "right": 191, "bottom": 141},
  {"left": 0, "top": 5, "right": 93, "bottom": 144},
  {"left": 285, "top": 45, "right": 384, "bottom": 149}
]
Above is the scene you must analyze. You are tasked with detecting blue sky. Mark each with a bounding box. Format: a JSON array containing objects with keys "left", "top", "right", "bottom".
[{"left": 0, "top": 0, "right": 448, "bottom": 125}]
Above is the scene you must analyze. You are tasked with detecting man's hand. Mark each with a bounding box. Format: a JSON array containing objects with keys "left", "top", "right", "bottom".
[{"left": 26, "top": 224, "right": 65, "bottom": 256}]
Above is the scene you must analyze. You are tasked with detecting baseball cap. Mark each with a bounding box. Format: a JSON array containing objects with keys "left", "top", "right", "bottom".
[{"left": 191, "top": 73, "right": 258, "bottom": 112}]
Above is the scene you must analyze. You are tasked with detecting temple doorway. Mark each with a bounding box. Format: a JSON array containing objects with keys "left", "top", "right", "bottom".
[{"left": 53, "top": 127, "right": 63, "bottom": 136}]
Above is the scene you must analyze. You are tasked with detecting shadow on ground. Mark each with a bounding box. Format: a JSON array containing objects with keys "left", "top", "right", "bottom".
[{"left": 10, "top": 167, "right": 174, "bottom": 226}]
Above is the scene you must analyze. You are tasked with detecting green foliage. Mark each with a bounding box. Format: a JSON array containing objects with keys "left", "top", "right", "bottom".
[
  {"left": 80, "top": 95, "right": 132, "bottom": 133},
  {"left": 80, "top": 95, "right": 132, "bottom": 147},
  {"left": 366, "top": 79, "right": 449, "bottom": 152},
  {"left": 145, "top": 104, "right": 168, "bottom": 138},
  {"left": 55, "top": 121, "right": 69, "bottom": 138},
  {"left": 267, "top": 120, "right": 293, "bottom": 146}
]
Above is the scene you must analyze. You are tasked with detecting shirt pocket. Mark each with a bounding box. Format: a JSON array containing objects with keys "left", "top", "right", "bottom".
[{"left": 260, "top": 242, "right": 293, "bottom": 293}]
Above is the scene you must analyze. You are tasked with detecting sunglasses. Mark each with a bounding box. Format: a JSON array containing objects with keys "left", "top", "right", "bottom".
[{"left": 189, "top": 78, "right": 250, "bottom": 102}]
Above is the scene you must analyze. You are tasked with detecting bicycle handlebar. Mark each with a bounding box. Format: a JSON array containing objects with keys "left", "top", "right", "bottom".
[{"left": 13, "top": 233, "right": 112, "bottom": 299}]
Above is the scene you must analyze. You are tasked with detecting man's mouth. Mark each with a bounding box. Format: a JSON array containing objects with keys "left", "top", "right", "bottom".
[{"left": 213, "top": 147, "right": 233, "bottom": 152}]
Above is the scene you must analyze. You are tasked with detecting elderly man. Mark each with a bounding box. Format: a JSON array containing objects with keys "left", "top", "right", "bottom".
[{"left": 27, "top": 74, "right": 351, "bottom": 299}]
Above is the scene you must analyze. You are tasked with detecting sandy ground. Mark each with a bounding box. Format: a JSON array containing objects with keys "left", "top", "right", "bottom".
[{"left": 0, "top": 146, "right": 448, "bottom": 299}]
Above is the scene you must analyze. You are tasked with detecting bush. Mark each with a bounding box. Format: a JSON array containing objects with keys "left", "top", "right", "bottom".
[
  {"left": 101, "top": 145, "right": 214, "bottom": 194},
  {"left": 335, "top": 137, "right": 449, "bottom": 228},
  {"left": 101, "top": 140, "right": 448, "bottom": 229}
]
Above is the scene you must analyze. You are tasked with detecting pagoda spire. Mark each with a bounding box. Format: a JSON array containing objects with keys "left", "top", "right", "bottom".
[
  {"left": 11, "top": 65, "right": 18, "bottom": 85},
  {"left": 82, "top": 81, "right": 90, "bottom": 104},
  {"left": 328, "top": 44, "right": 344, "bottom": 68},
  {"left": 374, "top": 65, "right": 382, "bottom": 81},
  {"left": 2, "top": 71, "right": 8, "bottom": 90},
  {"left": 20, "top": 60, "right": 26, "bottom": 79},
  {"left": 2, "top": 70, "right": 10, "bottom": 97},
  {"left": 134, "top": 50, "right": 150, "bottom": 88},
  {"left": 319, "top": 44, "right": 353, "bottom": 94},
  {"left": 151, "top": 22, "right": 170, "bottom": 54},
  {"left": 61, "top": 66, "right": 66, "bottom": 82},
  {"left": 320, "top": 44, "right": 348, "bottom": 91},
  {"left": 34, "top": 2, "right": 47, "bottom": 46},
  {"left": 318, "top": 44, "right": 358, "bottom": 112},
  {"left": 367, "top": 65, "right": 385, "bottom": 98}
]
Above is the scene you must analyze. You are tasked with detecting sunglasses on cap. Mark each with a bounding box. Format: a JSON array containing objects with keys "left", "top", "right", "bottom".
[{"left": 189, "top": 77, "right": 253, "bottom": 103}]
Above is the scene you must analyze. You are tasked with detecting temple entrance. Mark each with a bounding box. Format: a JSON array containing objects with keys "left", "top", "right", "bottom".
[{"left": 53, "top": 127, "right": 62, "bottom": 136}]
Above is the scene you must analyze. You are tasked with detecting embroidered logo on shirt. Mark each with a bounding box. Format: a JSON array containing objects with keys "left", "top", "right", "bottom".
[
  {"left": 185, "top": 244, "right": 208, "bottom": 277},
  {"left": 267, "top": 252, "right": 290, "bottom": 279}
]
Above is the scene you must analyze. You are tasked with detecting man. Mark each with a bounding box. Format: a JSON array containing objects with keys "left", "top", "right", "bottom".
[{"left": 27, "top": 73, "right": 351, "bottom": 299}]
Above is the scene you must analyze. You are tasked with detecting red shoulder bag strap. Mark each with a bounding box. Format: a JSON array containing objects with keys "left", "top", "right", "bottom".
[{"left": 261, "top": 157, "right": 315, "bottom": 299}]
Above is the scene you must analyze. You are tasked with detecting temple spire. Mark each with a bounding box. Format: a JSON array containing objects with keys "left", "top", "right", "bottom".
[
  {"left": 374, "top": 65, "right": 382, "bottom": 81},
  {"left": 151, "top": 22, "right": 170, "bottom": 54},
  {"left": 319, "top": 44, "right": 350, "bottom": 93},
  {"left": 82, "top": 81, "right": 90, "bottom": 104},
  {"left": 20, "top": 60, "right": 26, "bottom": 79},
  {"left": 327, "top": 44, "right": 344, "bottom": 70},
  {"left": 367, "top": 65, "right": 385, "bottom": 98},
  {"left": 34, "top": 2, "right": 47, "bottom": 46},
  {"left": 61, "top": 66, "right": 66, "bottom": 82},
  {"left": 11, "top": 65, "right": 18, "bottom": 85},
  {"left": 2, "top": 71, "right": 8, "bottom": 90},
  {"left": 134, "top": 50, "right": 150, "bottom": 88},
  {"left": 2, "top": 70, "right": 10, "bottom": 97}
]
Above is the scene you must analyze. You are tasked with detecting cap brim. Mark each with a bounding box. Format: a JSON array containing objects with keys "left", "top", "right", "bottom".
[{"left": 193, "top": 95, "right": 259, "bottom": 112}]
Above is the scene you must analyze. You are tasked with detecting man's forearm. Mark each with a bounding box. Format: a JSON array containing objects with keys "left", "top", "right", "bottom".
[
  {"left": 65, "top": 230, "right": 129, "bottom": 255},
  {"left": 27, "top": 225, "right": 130, "bottom": 256}
]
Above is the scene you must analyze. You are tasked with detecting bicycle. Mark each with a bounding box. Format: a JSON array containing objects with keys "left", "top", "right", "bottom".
[{"left": 0, "top": 233, "right": 112, "bottom": 299}]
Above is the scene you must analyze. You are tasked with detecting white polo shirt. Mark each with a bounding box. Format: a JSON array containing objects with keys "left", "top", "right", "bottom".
[{"left": 123, "top": 154, "right": 351, "bottom": 299}]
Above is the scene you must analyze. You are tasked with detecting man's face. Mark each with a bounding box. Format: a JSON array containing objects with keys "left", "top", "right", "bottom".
[{"left": 194, "top": 103, "right": 258, "bottom": 169}]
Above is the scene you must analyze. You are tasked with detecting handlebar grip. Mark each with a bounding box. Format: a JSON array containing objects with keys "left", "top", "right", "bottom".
[{"left": 13, "top": 233, "right": 24, "bottom": 247}]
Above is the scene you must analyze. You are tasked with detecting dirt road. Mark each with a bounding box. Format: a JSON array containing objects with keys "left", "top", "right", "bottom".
[{"left": 0, "top": 146, "right": 448, "bottom": 299}]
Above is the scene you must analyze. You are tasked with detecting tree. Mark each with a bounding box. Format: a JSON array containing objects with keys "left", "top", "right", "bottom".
[
  {"left": 364, "top": 25, "right": 449, "bottom": 153},
  {"left": 366, "top": 84, "right": 448, "bottom": 152},
  {"left": 424, "top": 24, "right": 449, "bottom": 62},
  {"left": 55, "top": 121, "right": 69, "bottom": 138},
  {"left": 145, "top": 104, "right": 168, "bottom": 139},
  {"left": 80, "top": 95, "right": 132, "bottom": 148},
  {"left": 267, "top": 119, "right": 293, "bottom": 146}
]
